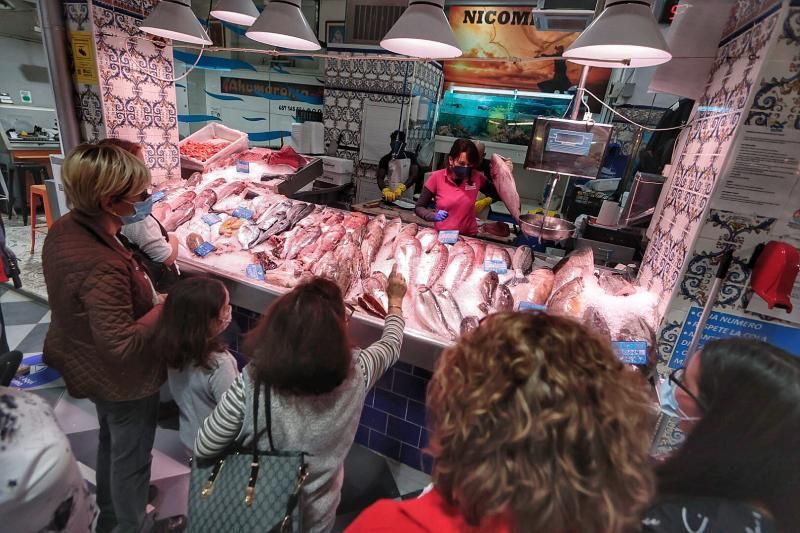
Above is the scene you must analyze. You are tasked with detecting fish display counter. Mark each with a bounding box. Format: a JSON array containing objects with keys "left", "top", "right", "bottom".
[{"left": 158, "top": 148, "right": 662, "bottom": 370}]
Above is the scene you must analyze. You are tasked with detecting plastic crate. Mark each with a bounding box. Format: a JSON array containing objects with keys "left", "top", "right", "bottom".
[{"left": 179, "top": 123, "right": 249, "bottom": 171}]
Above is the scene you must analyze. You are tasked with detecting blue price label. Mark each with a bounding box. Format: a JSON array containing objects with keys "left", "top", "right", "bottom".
[
  {"left": 612, "top": 341, "right": 649, "bottom": 365},
  {"left": 201, "top": 213, "right": 222, "bottom": 225},
  {"left": 151, "top": 191, "right": 166, "bottom": 203},
  {"left": 519, "top": 301, "right": 547, "bottom": 312},
  {"left": 193, "top": 241, "right": 216, "bottom": 257},
  {"left": 231, "top": 207, "right": 253, "bottom": 220},
  {"left": 246, "top": 263, "right": 265, "bottom": 281},
  {"left": 438, "top": 230, "right": 459, "bottom": 244},
  {"left": 236, "top": 160, "right": 250, "bottom": 174},
  {"left": 483, "top": 258, "right": 508, "bottom": 274}
]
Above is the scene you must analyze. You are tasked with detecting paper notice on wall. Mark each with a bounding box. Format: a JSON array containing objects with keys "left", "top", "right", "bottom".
[
  {"left": 70, "top": 31, "right": 98, "bottom": 85},
  {"left": 713, "top": 127, "right": 800, "bottom": 216}
]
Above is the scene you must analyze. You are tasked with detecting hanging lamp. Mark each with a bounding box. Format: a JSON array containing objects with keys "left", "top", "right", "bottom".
[
  {"left": 380, "top": 0, "right": 461, "bottom": 59},
  {"left": 141, "top": 0, "right": 213, "bottom": 45},
  {"left": 246, "top": 0, "right": 320, "bottom": 51},
  {"left": 210, "top": 0, "right": 259, "bottom": 26},
  {"left": 563, "top": 0, "right": 671, "bottom": 68}
]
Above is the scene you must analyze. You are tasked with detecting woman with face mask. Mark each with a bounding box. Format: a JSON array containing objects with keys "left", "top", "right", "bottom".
[
  {"left": 98, "top": 138, "right": 180, "bottom": 291},
  {"left": 42, "top": 143, "right": 165, "bottom": 533},
  {"left": 414, "top": 138, "right": 499, "bottom": 236},
  {"left": 646, "top": 339, "right": 800, "bottom": 532}
]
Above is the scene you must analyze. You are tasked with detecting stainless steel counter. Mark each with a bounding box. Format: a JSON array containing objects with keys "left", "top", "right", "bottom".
[{"left": 178, "top": 257, "right": 448, "bottom": 371}]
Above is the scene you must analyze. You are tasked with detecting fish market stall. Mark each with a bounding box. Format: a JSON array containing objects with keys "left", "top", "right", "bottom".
[{"left": 158, "top": 146, "right": 662, "bottom": 370}]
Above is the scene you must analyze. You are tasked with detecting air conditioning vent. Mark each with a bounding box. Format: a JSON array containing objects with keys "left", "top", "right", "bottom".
[
  {"left": 345, "top": 0, "right": 406, "bottom": 45},
  {"left": 533, "top": 0, "right": 595, "bottom": 32}
]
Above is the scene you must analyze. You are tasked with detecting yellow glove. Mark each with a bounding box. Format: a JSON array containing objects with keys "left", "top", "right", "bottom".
[
  {"left": 382, "top": 188, "right": 396, "bottom": 202},
  {"left": 474, "top": 196, "right": 493, "bottom": 214},
  {"left": 395, "top": 183, "right": 407, "bottom": 196}
]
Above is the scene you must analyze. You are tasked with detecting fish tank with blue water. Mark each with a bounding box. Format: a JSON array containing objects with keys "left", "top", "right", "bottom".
[{"left": 436, "top": 87, "right": 573, "bottom": 145}]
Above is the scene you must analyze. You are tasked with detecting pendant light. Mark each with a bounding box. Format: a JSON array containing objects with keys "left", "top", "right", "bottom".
[
  {"left": 381, "top": 0, "right": 462, "bottom": 59},
  {"left": 246, "top": 0, "right": 320, "bottom": 51},
  {"left": 141, "top": 0, "right": 213, "bottom": 45},
  {"left": 210, "top": 0, "right": 259, "bottom": 26},
  {"left": 563, "top": 0, "right": 671, "bottom": 68}
]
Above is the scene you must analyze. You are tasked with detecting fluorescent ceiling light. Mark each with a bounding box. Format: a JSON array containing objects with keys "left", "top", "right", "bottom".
[
  {"left": 563, "top": 0, "right": 671, "bottom": 68},
  {"left": 210, "top": 0, "right": 259, "bottom": 26},
  {"left": 381, "top": 0, "right": 462, "bottom": 59},
  {"left": 141, "top": 0, "right": 213, "bottom": 45},
  {"left": 450, "top": 86, "right": 573, "bottom": 99},
  {"left": 246, "top": 0, "right": 320, "bottom": 51}
]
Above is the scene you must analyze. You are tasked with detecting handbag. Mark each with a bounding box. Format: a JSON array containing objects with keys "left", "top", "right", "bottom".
[
  {"left": 187, "top": 382, "right": 308, "bottom": 532},
  {"left": 123, "top": 216, "right": 180, "bottom": 292}
]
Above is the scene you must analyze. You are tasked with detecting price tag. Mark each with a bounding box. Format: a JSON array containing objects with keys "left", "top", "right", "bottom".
[
  {"left": 151, "top": 191, "right": 166, "bottom": 203},
  {"left": 193, "top": 242, "right": 216, "bottom": 257},
  {"left": 246, "top": 264, "right": 265, "bottom": 281},
  {"left": 612, "top": 341, "right": 649, "bottom": 365},
  {"left": 518, "top": 301, "right": 547, "bottom": 312},
  {"left": 236, "top": 160, "right": 250, "bottom": 174},
  {"left": 231, "top": 207, "right": 253, "bottom": 220},
  {"left": 202, "top": 213, "right": 222, "bottom": 225},
  {"left": 438, "top": 230, "right": 459, "bottom": 244},
  {"left": 483, "top": 258, "right": 508, "bottom": 274}
]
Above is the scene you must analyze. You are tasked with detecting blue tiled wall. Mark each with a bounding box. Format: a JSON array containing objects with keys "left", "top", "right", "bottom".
[
  {"left": 356, "top": 362, "right": 433, "bottom": 474},
  {"left": 232, "top": 305, "right": 434, "bottom": 473}
]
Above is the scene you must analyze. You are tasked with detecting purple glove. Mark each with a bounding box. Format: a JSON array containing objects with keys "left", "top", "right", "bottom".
[{"left": 434, "top": 210, "right": 449, "bottom": 222}]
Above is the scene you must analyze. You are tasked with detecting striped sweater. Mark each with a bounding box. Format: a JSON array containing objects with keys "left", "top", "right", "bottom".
[{"left": 195, "top": 315, "right": 405, "bottom": 533}]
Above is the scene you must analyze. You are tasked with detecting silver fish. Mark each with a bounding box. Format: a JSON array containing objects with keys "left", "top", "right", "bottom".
[
  {"left": 237, "top": 222, "right": 262, "bottom": 250},
  {"left": 416, "top": 228, "right": 438, "bottom": 253},
  {"left": 439, "top": 244, "right": 474, "bottom": 290},
  {"left": 381, "top": 217, "right": 403, "bottom": 248},
  {"left": 394, "top": 223, "right": 419, "bottom": 253},
  {"left": 417, "top": 241, "right": 448, "bottom": 288},
  {"left": 433, "top": 286, "right": 462, "bottom": 339},
  {"left": 395, "top": 238, "right": 422, "bottom": 287},
  {"left": 183, "top": 217, "right": 212, "bottom": 244},
  {"left": 547, "top": 277, "right": 585, "bottom": 318},
  {"left": 361, "top": 215, "right": 386, "bottom": 277},
  {"left": 415, "top": 286, "right": 450, "bottom": 338}
]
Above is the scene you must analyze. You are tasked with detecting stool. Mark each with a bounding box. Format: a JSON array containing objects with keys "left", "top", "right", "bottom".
[
  {"left": 29, "top": 184, "right": 53, "bottom": 254},
  {"left": 9, "top": 163, "right": 48, "bottom": 225}
]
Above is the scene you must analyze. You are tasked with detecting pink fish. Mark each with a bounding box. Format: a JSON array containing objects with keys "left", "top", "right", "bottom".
[
  {"left": 489, "top": 153, "right": 521, "bottom": 222},
  {"left": 162, "top": 203, "right": 195, "bottom": 232},
  {"left": 417, "top": 241, "right": 448, "bottom": 288}
]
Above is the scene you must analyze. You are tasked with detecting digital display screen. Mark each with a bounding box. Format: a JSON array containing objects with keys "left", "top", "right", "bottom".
[
  {"left": 659, "top": 0, "right": 679, "bottom": 24},
  {"left": 545, "top": 129, "right": 594, "bottom": 156}
]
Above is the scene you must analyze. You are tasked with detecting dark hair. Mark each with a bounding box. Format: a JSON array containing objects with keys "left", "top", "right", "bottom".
[
  {"left": 98, "top": 137, "right": 143, "bottom": 156},
  {"left": 153, "top": 276, "right": 228, "bottom": 371},
  {"left": 245, "top": 277, "right": 351, "bottom": 395},
  {"left": 448, "top": 138, "right": 480, "bottom": 167},
  {"left": 390, "top": 130, "right": 406, "bottom": 143},
  {"left": 656, "top": 339, "right": 800, "bottom": 530}
]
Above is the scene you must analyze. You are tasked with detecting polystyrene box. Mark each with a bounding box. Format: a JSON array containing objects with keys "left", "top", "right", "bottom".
[{"left": 320, "top": 156, "right": 354, "bottom": 174}]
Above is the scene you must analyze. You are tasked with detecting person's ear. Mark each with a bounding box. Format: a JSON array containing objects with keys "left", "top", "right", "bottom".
[{"left": 99, "top": 194, "right": 116, "bottom": 213}]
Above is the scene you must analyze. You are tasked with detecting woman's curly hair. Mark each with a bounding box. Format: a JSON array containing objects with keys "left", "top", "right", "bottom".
[{"left": 427, "top": 312, "right": 655, "bottom": 532}]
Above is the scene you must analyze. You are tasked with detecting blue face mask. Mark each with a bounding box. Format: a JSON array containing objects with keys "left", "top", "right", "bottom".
[
  {"left": 453, "top": 165, "right": 472, "bottom": 182},
  {"left": 655, "top": 377, "right": 699, "bottom": 420},
  {"left": 120, "top": 195, "right": 154, "bottom": 225}
]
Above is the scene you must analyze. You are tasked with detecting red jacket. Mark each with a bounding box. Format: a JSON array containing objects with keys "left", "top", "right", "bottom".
[
  {"left": 42, "top": 210, "right": 164, "bottom": 401},
  {"left": 346, "top": 489, "right": 513, "bottom": 533}
]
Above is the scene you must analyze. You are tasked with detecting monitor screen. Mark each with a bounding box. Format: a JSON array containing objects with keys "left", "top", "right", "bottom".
[{"left": 525, "top": 118, "right": 612, "bottom": 179}]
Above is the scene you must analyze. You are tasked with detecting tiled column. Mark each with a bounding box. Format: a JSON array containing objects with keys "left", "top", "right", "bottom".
[
  {"left": 64, "top": 0, "right": 180, "bottom": 184},
  {"left": 639, "top": 0, "right": 800, "bottom": 369}
]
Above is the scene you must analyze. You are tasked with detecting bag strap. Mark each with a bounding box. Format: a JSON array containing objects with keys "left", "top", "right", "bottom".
[
  {"left": 253, "top": 378, "right": 276, "bottom": 453},
  {"left": 266, "top": 385, "right": 276, "bottom": 452},
  {"left": 252, "top": 378, "right": 261, "bottom": 459}
]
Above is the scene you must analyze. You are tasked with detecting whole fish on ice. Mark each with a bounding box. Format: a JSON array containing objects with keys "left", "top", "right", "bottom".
[
  {"left": 508, "top": 246, "right": 534, "bottom": 286},
  {"left": 432, "top": 286, "right": 462, "bottom": 339},
  {"left": 511, "top": 268, "right": 554, "bottom": 307},
  {"left": 417, "top": 241, "right": 448, "bottom": 288},
  {"left": 547, "top": 277, "right": 585, "bottom": 318},
  {"left": 552, "top": 247, "right": 594, "bottom": 294},
  {"left": 415, "top": 286, "right": 451, "bottom": 338}
]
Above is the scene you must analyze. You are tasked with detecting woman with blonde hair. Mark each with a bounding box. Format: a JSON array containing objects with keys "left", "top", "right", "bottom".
[
  {"left": 42, "top": 143, "right": 164, "bottom": 533},
  {"left": 348, "top": 312, "right": 655, "bottom": 533}
]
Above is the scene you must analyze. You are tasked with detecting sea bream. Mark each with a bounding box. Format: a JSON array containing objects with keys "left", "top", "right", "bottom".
[
  {"left": 415, "top": 286, "right": 451, "bottom": 338},
  {"left": 395, "top": 238, "right": 422, "bottom": 287},
  {"left": 237, "top": 222, "right": 262, "bottom": 250},
  {"left": 360, "top": 215, "right": 386, "bottom": 276},
  {"left": 432, "top": 286, "right": 463, "bottom": 340},
  {"left": 547, "top": 277, "right": 585, "bottom": 318},
  {"left": 489, "top": 153, "right": 521, "bottom": 221},
  {"left": 359, "top": 272, "right": 389, "bottom": 318},
  {"left": 511, "top": 268, "right": 554, "bottom": 307},
  {"left": 417, "top": 241, "right": 448, "bottom": 288},
  {"left": 438, "top": 242, "right": 474, "bottom": 290},
  {"left": 551, "top": 247, "right": 595, "bottom": 294}
]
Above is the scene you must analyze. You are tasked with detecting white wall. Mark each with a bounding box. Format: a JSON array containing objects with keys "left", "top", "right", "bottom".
[
  {"left": 0, "top": 37, "right": 55, "bottom": 108},
  {"left": 318, "top": 0, "right": 346, "bottom": 39}
]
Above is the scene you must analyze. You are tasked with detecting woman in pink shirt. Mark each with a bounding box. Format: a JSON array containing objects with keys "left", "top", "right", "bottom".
[{"left": 414, "top": 138, "right": 499, "bottom": 236}]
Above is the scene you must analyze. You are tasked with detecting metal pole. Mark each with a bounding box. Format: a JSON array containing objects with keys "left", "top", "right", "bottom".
[
  {"left": 38, "top": 0, "right": 82, "bottom": 154},
  {"left": 685, "top": 250, "right": 733, "bottom": 364},
  {"left": 570, "top": 65, "right": 590, "bottom": 121}
]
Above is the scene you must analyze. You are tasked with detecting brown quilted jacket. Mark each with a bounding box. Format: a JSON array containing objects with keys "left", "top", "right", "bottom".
[{"left": 42, "top": 210, "right": 165, "bottom": 401}]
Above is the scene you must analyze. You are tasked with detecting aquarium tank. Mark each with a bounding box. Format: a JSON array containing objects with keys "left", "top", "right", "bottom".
[{"left": 436, "top": 87, "right": 572, "bottom": 145}]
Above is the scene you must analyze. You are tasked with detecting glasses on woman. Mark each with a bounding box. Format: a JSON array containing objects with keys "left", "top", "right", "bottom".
[{"left": 669, "top": 367, "right": 708, "bottom": 413}]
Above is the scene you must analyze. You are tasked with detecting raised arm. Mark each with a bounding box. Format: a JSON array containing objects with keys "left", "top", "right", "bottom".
[{"left": 195, "top": 373, "right": 246, "bottom": 458}]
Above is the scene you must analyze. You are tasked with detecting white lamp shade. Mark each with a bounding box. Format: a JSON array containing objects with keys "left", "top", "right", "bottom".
[
  {"left": 380, "top": 0, "right": 462, "bottom": 59},
  {"left": 564, "top": 0, "right": 671, "bottom": 68},
  {"left": 141, "top": 0, "right": 213, "bottom": 45},
  {"left": 210, "top": 0, "right": 259, "bottom": 26},
  {"left": 245, "top": 0, "right": 320, "bottom": 51}
]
